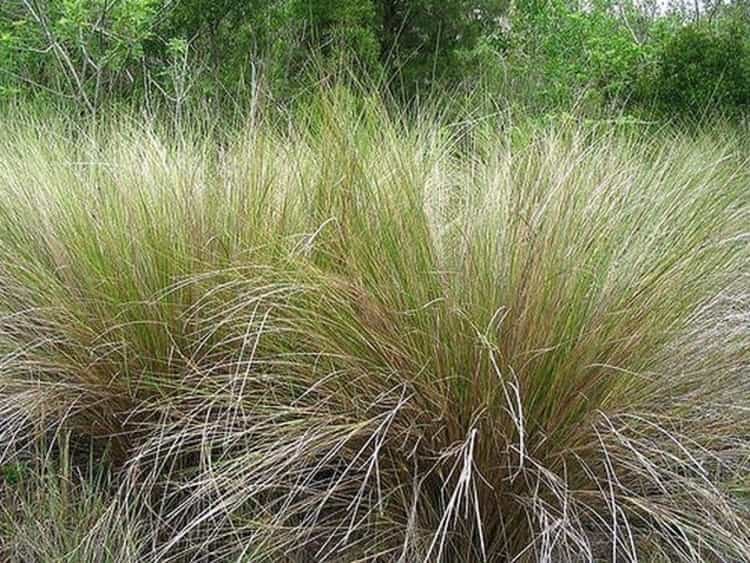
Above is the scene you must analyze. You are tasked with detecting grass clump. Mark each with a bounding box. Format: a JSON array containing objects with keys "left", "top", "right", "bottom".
[
  {"left": 0, "top": 436, "right": 147, "bottom": 562},
  {"left": 0, "top": 94, "right": 748, "bottom": 561}
]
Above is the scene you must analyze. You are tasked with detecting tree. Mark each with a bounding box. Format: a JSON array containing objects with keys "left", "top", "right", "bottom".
[{"left": 0, "top": 0, "right": 161, "bottom": 112}]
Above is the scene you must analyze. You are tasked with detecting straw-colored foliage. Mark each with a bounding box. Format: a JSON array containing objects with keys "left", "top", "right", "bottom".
[{"left": 0, "top": 95, "right": 748, "bottom": 561}]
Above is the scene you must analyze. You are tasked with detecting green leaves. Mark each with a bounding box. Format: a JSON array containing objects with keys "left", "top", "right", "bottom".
[
  {"left": 1, "top": 463, "right": 27, "bottom": 487},
  {"left": 651, "top": 19, "right": 750, "bottom": 115},
  {"left": 0, "top": 0, "right": 749, "bottom": 119}
]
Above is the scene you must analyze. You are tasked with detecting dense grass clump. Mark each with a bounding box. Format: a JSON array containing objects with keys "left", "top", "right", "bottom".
[{"left": 0, "top": 96, "right": 748, "bottom": 561}]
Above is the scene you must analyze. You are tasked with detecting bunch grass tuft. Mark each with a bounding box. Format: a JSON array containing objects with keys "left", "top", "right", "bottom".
[{"left": 0, "top": 92, "right": 748, "bottom": 561}]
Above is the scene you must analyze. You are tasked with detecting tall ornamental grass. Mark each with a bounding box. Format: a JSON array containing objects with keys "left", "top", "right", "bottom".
[{"left": 0, "top": 95, "right": 748, "bottom": 561}]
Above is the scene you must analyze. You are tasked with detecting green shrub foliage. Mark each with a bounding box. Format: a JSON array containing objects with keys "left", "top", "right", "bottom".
[
  {"left": 652, "top": 19, "right": 750, "bottom": 115},
  {"left": 2, "top": 0, "right": 749, "bottom": 117}
]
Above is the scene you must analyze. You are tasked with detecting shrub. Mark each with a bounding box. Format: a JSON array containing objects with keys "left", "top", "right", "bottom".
[
  {"left": 504, "top": 3, "right": 646, "bottom": 111},
  {"left": 651, "top": 20, "right": 750, "bottom": 116},
  {"left": 0, "top": 95, "right": 748, "bottom": 561}
]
